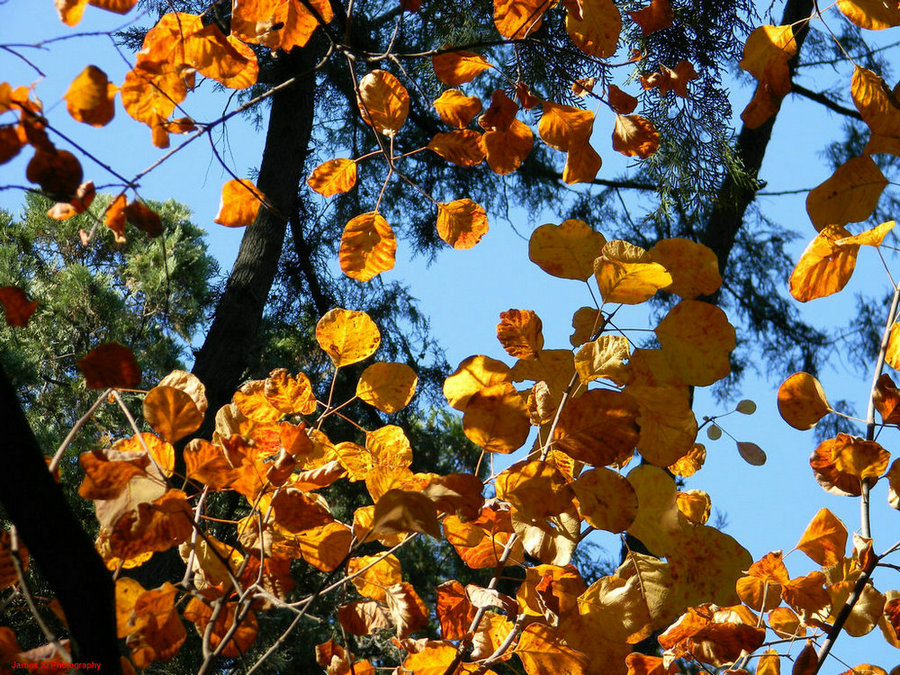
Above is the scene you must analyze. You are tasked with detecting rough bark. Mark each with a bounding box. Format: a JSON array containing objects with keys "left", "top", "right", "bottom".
[
  {"left": 191, "top": 43, "right": 322, "bottom": 427},
  {"left": 0, "top": 364, "right": 120, "bottom": 673},
  {"left": 700, "top": 0, "right": 815, "bottom": 276}
]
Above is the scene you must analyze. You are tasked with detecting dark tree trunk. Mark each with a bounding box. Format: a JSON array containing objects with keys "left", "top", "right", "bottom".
[
  {"left": 191, "top": 42, "right": 323, "bottom": 427},
  {"left": 700, "top": 0, "right": 815, "bottom": 276},
  {"left": 0, "top": 364, "right": 120, "bottom": 673}
]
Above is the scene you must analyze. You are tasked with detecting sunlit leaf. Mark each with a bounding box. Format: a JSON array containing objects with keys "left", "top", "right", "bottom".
[
  {"left": 809, "top": 434, "right": 889, "bottom": 497},
  {"left": 432, "top": 50, "right": 492, "bottom": 86},
  {"left": 572, "top": 468, "right": 638, "bottom": 533},
  {"left": 143, "top": 385, "right": 203, "bottom": 444},
  {"left": 436, "top": 199, "right": 489, "bottom": 248},
  {"left": 358, "top": 70, "right": 409, "bottom": 137},
  {"left": 594, "top": 240, "right": 672, "bottom": 305},
  {"left": 316, "top": 308, "right": 381, "bottom": 367},
  {"left": 565, "top": 0, "right": 621, "bottom": 58},
  {"left": 428, "top": 130, "right": 486, "bottom": 166},
  {"left": 837, "top": 0, "right": 900, "bottom": 29},
  {"left": 339, "top": 212, "right": 397, "bottom": 281},
  {"left": 64, "top": 65, "right": 116, "bottom": 127},
  {"left": 463, "top": 382, "right": 530, "bottom": 454},
  {"left": 308, "top": 158, "right": 357, "bottom": 197},
  {"left": 214, "top": 179, "right": 267, "bottom": 228},
  {"left": 648, "top": 238, "right": 722, "bottom": 299},
  {"left": 357, "top": 362, "right": 418, "bottom": 413},
  {"left": 494, "top": 0, "right": 553, "bottom": 38},
  {"left": 777, "top": 372, "right": 831, "bottom": 429},
  {"left": 552, "top": 389, "right": 639, "bottom": 467},
  {"left": 612, "top": 114, "right": 659, "bottom": 158},
  {"left": 654, "top": 300, "right": 735, "bottom": 387},
  {"left": 444, "top": 355, "right": 511, "bottom": 411},
  {"left": 806, "top": 155, "right": 887, "bottom": 230},
  {"left": 796, "top": 508, "right": 847, "bottom": 566},
  {"left": 529, "top": 219, "right": 607, "bottom": 281}
]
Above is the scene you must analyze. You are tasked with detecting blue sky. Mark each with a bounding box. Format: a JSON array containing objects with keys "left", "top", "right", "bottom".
[{"left": 2, "top": 1, "right": 900, "bottom": 670}]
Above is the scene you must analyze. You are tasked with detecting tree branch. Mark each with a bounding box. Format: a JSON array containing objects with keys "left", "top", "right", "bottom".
[{"left": 791, "top": 83, "right": 862, "bottom": 120}]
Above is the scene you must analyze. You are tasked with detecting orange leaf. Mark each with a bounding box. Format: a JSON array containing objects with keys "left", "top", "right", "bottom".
[
  {"left": 369, "top": 489, "right": 441, "bottom": 539},
  {"left": 214, "top": 178, "right": 266, "bottom": 228},
  {"left": 789, "top": 226, "right": 858, "bottom": 302},
  {"left": 612, "top": 114, "right": 659, "bottom": 158},
  {"left": 64, "top": 65, "right": 116, "bottom": 127},
  {"left": 339, "top": 212, "right": 397, "bottom": 281},
  {"left": 594, "top": 240, "right": 672, "bottom": 304},
  {"left": 481, "top": 119, "right": 533, "bottom": 174},
  {"left": 356, "top": 362, "right": 418, "bottom": 413},
  {"left": 443, "top": 503, "right": 523, "bottom": 569},
  {"left": 654, "top": 300, "right": 735, "bottom": 386},
  {"left": 887, "top": 322, "right": 900, "bottom": 370},
  {"left": 628, "top": 0, "right": 673, "bottom": 34},
  {"left": 358, "top": 70, "right": 409, "bottom": 137},
  {"left": 607, "top": 84, "right": 637, "bottom": 114},
  {"left": 463, "top": 382, "right": 531, "bottom": 454},
  {"left": 443, "top": 355, "right": 511, "bottom": 411},
  {"left": 296, "top": 521, "right": 352, "bottom": 571},
  {"left": 184, "top": 439, "right": 236, "bottom": 490},
  {"left": 436, "top": 580, "right": 476, "bottom": 640},
  {"left": 739, "top": 25, "right": 797, "bottom": 96},
  {"left": 777, "top": 372, "right": 831, "bottom": 430},
  {"left": 626, "top": 385, "right": 698, "bottom": 466},
  {"left": 563, "top": 141, "right": 603, "bottom": 184},
  {"left": 515, "top": 623, "right": 588, "bottom": 675},
  {"left": 497, "top": 309, "right": 544, "bottom": 359},
  {"left": 810, "top": 434, "right": 890, "bottom": 496},
  {"left": 436, "top": 198, "right": 489, "bottom": 249},
  {"left": 668, "top": 443, "right": 706, "bottom": 477},
  {"left": 104, "top": 194, "right": 127, "bottom": 243},
  {"left": 539, "top": 102, "right": 595, "bottom": 152},
  {"left": 264, "top": 368, "right": 316, "bottom": 416},
  {"left": 307, "top": 158, "right": 357, "bottom": 197},
  {"left": 852, "top": 66, "right": 900, "bottom": 138},
  {"left": 143, "top": 385, "right": 203, "bottom": 444},
  {"left": 529, "top": 219, "right": 607, "bottom": 281},
  {"left": 434, "top": 89, "right": 482, "bottom": 128},
  {"left": 572, "top": 467, "right": 638, "bottom": 532},
  {"left": 315, "top": 308, "right": 381, "bottom": 367},
  {"left": 432, "top": 51, "right": 492, "bottom": 86},
  {"left": 565, "top": 0, "right": 621, "bottom": 58},
  {"left": 0, "top": 126, "right": 23, "bottom": 165},
  {"left": 494, "top": 0, "right": 553, "bottom": 38},
  {"left": 873, "top": 373, "right": 900, "bottom": 424},
  {"left": 648, "top": 237, "right": 722, "bottom": 299},
  {"left": 552, "top": 389, "right": 639, "bottom": 466},
  {"left": 108, "top": 489, "right": 193, "bottom": 561},
  {"left": 428, "top": 130, "right": 486, "bottom": 166},
  {"left": 182, "top": 24, "right": 258, "bottom": 89},
  {"left": 78, "top": 342, "right": 141, "bottom": 389},
  {"left": 184, "top": 596, "right": 257, "bottom": 658},
  {"left": 125, "top": 200, "right": 162, "bottom": 237},
  {"left": 806, "top": 155, "right": 887, "bottom": 230},
  {"left": 796, "top": 508, "right": 847, "bottom": 566},
  {"left": 0, "top": 287, "right": 37, "bottom": 327},
  {"left": 496, "top": 460, "right": 575, "bottom": 523},
  {"left": 837, "top": 0, "right": 900, "bottom": 29},
  {"left": 792, "top": 642, "right": 818, "bottom": 675}
]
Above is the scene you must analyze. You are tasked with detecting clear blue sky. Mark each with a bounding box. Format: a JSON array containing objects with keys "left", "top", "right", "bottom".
[{"left": 2, "top": 1, "right": 899, "bottom": 670}]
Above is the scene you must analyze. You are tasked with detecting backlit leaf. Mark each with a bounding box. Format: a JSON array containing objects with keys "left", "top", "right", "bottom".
[
  {"left": 810, "top": 434, "right": 889, "bottom": 497},
  {"left": 78, "top": 342, "right": 141, "bottom": 389},
  {"left": 264, "top": 368, "right": 316, "bottom": 416},
  {"left": 852, "top": 67, "right": 900, "bottom": 137},
  {"left": 886, "top": 322, "right": 900, "bottom": 370},
  {"left": 347, "top": 553, "right": 402, "bottom": 602},
  {"left": 612, "top": 114, "right": 659, "bottom": 158},
  {"left": 529, "top": 219, "right": 607, "bottom": 281},
  {"left": 552, "top": 389, "right": 639, "bottom": 466},
  {"left": 358, "top": 70, "right": 409, "bottom": 137},
  {"left": 563, "top": 142, "right": 603, "bottom": 183},
  {"left": 369, "top": 489, "right": 441, "bottom": 539},
  {"left": 796, "top": 508, "right": 847, "bottom": 566},
  {"left": 594, "top": 240, "right": 672, "bottom": 304},
  {"left": 676, "top": 490, "right": 710, "bottom": 525},
  {"left": 574, "top": 335, "right": 630, "bottom": 385},
  {"left": 572, "top": 468, "right": 638, "bottom": 532},
  {"left": 837, "top": 0, "right": 900, "bottom": 29},
  {"left": 481, "top": 120, "right": 533, "bottom": 174},
  {"left": 607, "top": 84, "right": 637, "bottom": 114},
  {"left": 443, "top": 355, "right": 511, "bottom": 411},
  {"left": 627, "top": 385, "right": 698, "bottom": 466},
  {"left": 777, "top": 372, "right": 831, "bottom": 430},
  {"left": 655, "top": 300, "right": 735, "bottom": 387},
  {"left": 357, "top": 362, "right": 418, "bottom": 413},
  {"left": 739, "top": 25, "right": 797, "bottom": 96},
  {"left": 436, "top": 198, "right": 488, "bottom": 249},
  {"left": 432, "top": 51, "right": 492, "bottom": 86},
  {"left": 307, "top": 158, "right": 357, "bottom": 197},
  {"left": 629, "top": 0, "right": 674, "bottom": 34},
  {"left": 494, "top": 0, "right": 553, "bottom": 38},
  {"left": 64, "top": 65, "right": 116, "bottom": 127},
  {"left": 806, "top": 155, "right": 887, "bottom": 230},
  {"left": 565, "top": 0, "right": 621, "bottom": 58},
  {"left": 339, "top": 212, "right": 397, "bottom": 281},
  {"left": 316, "top": 308, "right": 381, "bottom": 367},
  {"left": 625, "top": 464, "right": 683, "bottom": 556},
  {"left": 496, "top": 460, "right": 575, "bottom": 523},
  {"left": 648, "top": 238, "right": 722, "bottom": 299},
  {"left": 463, "top": 382, "right": 530, "bottom": 454},
  {"left": 143, "top": 385, "right": 203, "bottom": 443},
  {"left": 873, "top": 374, "right": 900, "bottom": 424},
  {"left": 539, "top": 102, "right": 595, "bottom": 152},
  {"left": 214, "top": 179, "right": 266, "bottom": 227},
  {"left": 515, "top": 623, "right": 588, "bottom": 675},
  {"left": 497, "top": 309, "right": 544, "bottom": 359},
  {"left": 428, "top": 130, "right": 486, "bottom": 166}
]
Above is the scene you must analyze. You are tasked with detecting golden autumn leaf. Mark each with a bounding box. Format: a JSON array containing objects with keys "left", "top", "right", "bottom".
[
  {"left": 47, "top": 180, "right": 96, "bottom": 221},
  {"left": 347, "top": 553, "right": 402, "bottom": 602},
  {"left": 0, "top": 287, "right": 37, "bottom": 327},
  {"left": 517, "top": 563, "right": 586, "bottom": 624},
  {"left": 64, "top": 65, "right": 116, "bottom": 127},
  {"left": 669, "top": 443, "right": 706, "bottom": 477},
  {"left": 157, "top": 371, "right": 207, "bottom": 416},
  {"left": 463, "top": 382, "right": 530, "bottom": 454},
  {"left": 496, "top": 460, "right": 575, "bottom": 523},
  {"left": 657, "top": 604, "right": 764, "bottom": 668},
  {"left": 625, "top": 464, "right": 684, "bottom": 556},
  {"left": 886, "top": 322, "right": 900, "bottom": 370},
  {"left": 515, "top": 623, "right": 588, "bottom": 675},
  {"left": 676, "top": 489, "right": 711, "bottom": 525},
  {"left": 852, "top": 66, "right": 900, "bottom": 138},
  {"left": 307, "top": 158, "right": 357, "bottom": 197},
  {"left": 108, "top": 489, "right": 193, "bottom": 561},
  {"left": 565, "top": 0, "right": 621, "bottom": 58},
  {"left": 607, "top": 84, "right": 637, "bottom": 114},
  {"left": 296, "top": 521, "right": 352, "bottom": 571},
  {"left": 433, "top": 89, "right": 482, "bottom": 128},
  {"left": 214, "top": 179, "right": 267, "bottom": 227},
  {"left": 654, "top": 300, "right": 735, "bottom": 387},
  {"left": 539, "top": 102, "right": 595, "bottom": 152},
  {"left": 338, "top": 600, "right": 392, "bottom": 636},
  {"left": 648, "top": 237, "right": 722, "bottom": 299},
  {"left": 436, "top": 198, "right": 489, "bottom": 249},
  {"left": 443, "top": 503, "right": 524, "bottom": 569},
  {"left": 529, "top": 219, "right": 607, "bottom": 281},
  {"left": 481, "top": 119, "right": 533, "bottom": 174},
  {"left": 432, "top": 50, "right": 492, "bottom": 86},
  {"left": 369, "top": 489, "right": 441, "bottom": 539},
  {"left": 572, "top": 467, "right": 638, "bottom": 533},
  {"left": 125, "top": 199, "right": 162, "bottom": 237},
  {"left": 612, "top": 114, "right": 659, "bottom": 158},
  {"left": 497, "top": 309, "right": 544, "bottom": 359},
  {"left": 552, "top": 389, "right": 639, "bottom": 467},
  {"left": 563, "top": 142, "right": 603, "bottom": 184},
  {"left": 358, "top": 70, "right": 409, "bottom": 137},
  {"left": 777, "top": 371, "right": 831, "bottom": 430},
  {"left": 384, "top": 581, "right": 430, "bottom": 639},
  {"left": 628, "top": 0, "right": 674, "bottom": 34},
  {"left": 739, "top": 25, "right": 797, "bottom": 96},
  {"left": 828, "top": 578, "right": 885, "bottom": 637},
  {"left": 316, "top": 308, "right": 381, "bottom": 367},
  {"left": 574, "top": 334, "right": 630, "bottom": 385},
  {"left": 810, "top": 434, "right": 890, "bottom": 496},
  {"left": 79, "top": 448, "right": 149, "bottom": 500},
  {"left": 443, "top": 354, "right": 511, "bottom": 411},
  {"left": 594, "top": 240, "right": 673, "bottom": 304},
  {"left": 569, "top": 306, "right": 603, "bottom": 346},
  {"left": 873, "top": 373, "right": 900, "bottom": 424},
  {"left": 78, "top": 341, "right": 141, "bottom": 389},
  {"left": 181, "top": 24, "right": 258, "bottom": 89},
  {"left": 143, "top": 385, "right": 203, "bottom": 444},
  {"left": 796, "top": 508, "right": 847, "bottom": 567},
  {"left": 428, "top": 130, "right": 486, "bottom": 166},
  {"left": 356, "top": 362, "right": 418, "bottom": 413},
  {"left": 806, "top": 155, "right": 887, "bottom": 230},
  {"left": 494, "top": 0, "right": 553, "bottom": 38},
  {"left": 184, "top": 596, "right": 258, "bottom": 658},
  {"left": 339, "top": 212, "right": 397, "bottom": 281},
  {"left": 837, "top": 0, "right": 900, "bottom": 29}
]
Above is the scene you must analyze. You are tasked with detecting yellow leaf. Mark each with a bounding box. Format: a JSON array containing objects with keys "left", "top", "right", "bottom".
[
  {"left": 214, "top": 179, "right": 266, "bottom": 227},
  {"left": 675, "top": 489, "right": 710, "bottom": 525},
  {"left": 432, "top": 50, "right": 492, "bottom": 86},
  {"left": 436, "top": 198, "right": 489, "bottom": 249},
  {"left": 625, "top": 385, "right": 698, "bottom": 467},
  {"left": 668, "top": 443, "right": 706, "bottom": 477},
  {"left": 494, "top": 0, "right": 553, "bottom": 39},
  {"left": 443, "top": 355, "right": 511, "bottom": 411},
  {"left": 315, "top": 308, "right": 381, "bottom": 367},
  {"left": 777, "top": 372, "right": 831, "bottom": 430},
  {"left": 143, "top": 385, "right": 203, "bottom": 444},
  {"left": 183, "top": 24, "right": 258, "bottom": 89},
  {"left": 539, "top": 102, "right": 595, "bottom": 152},
  {"left": 572, "top": 468, "right": 638, "bottom": 533},
  {"left": 562, "top": 142, "right": 602, "bottom": 184},
  {"left": 887, "top": 323, "right": 900, "bottom": 370},
  {"left": 339, "top": 212, "right": 397, "bottom": 282},
  {"left": 552, "top": 389, "right": 639, "bottom": 466},
  {"left": 612, "top": 114, "right": 659, "bottom": 158},
  {"left": 565, "top": 0, "right": 621, "bottom": 58},
  {"left": 739, "top": 25, "right": 797, "bottom": 96},
  {"left": 357, "top": 70, "right": 409, "bottom": 137},
  {"left": 648, "top": 237, "right": 722, "bottom": 299},
  {"left": 496, "top": 460, "right": 575, "bottom": 523},
  {"left": 625, "top": 464, "right": 683, "bottom": 556},
  {"left": 810, "top": 434, "right": 890, "bottom": 497},
  {"left": 654, "top": 300, "right": 735, "bottom": 387},
  {"left": 529, "top": 219, "right": 607, "bottom": 281},
  {"left": 64, "top": 65, "right": 116, "bottom": 127},
  {"left": 347, "top": 553, "right": 402, "bottom": 602},
  {"left": 837, "top": 0, "right": 900, "bottom": 29},
  {"left": 594, "top": 240, "right": 673, "bottom": 304},
  {"left": 428, "top": 130, "right": 485, "bottom": 166},
  {"left": 497, "top": 309, "right": 544, "bottom": 359},
  {"left": 838, "top": 219, "right": 896, "bottom": 247},
  {"left": 433, "top": 89, "right": 482, "bottom": 128},
  {"left": 852, "top": 67, "right": 900, "bottom": 138},
  {"left": 789, "top": 225, "right": 859, "bottom": 302},
  {"left": 515, "top": 624, "right": 588, "bottom": 675},
  {"left": 796, "top": 508, "right": 847, "bottom": 567},
  {"left": 806, "top": 155, "right": 887, "bottom": 230},
  {"left": 462, "top": 382, "right": 531, "bottom": 454},
  {"left": 356, "top": 362, "right": 418, "bottom": 413},
  {"left": 574, "top": 335, "right": 630, "bottom": 385},
  {"left": 307, "top": 158, "right": 357, "bottom": 197}
]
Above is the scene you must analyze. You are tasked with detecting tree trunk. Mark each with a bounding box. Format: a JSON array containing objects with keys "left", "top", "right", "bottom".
[
  {"left": 191, "top": 42, "right": 322, "bottom": 426},
  {"left": 0, "top": 365, "right": 120, "bottom": 673},
  {"left": 700, "top": 0, "right": 815, "bottom": 275}
]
